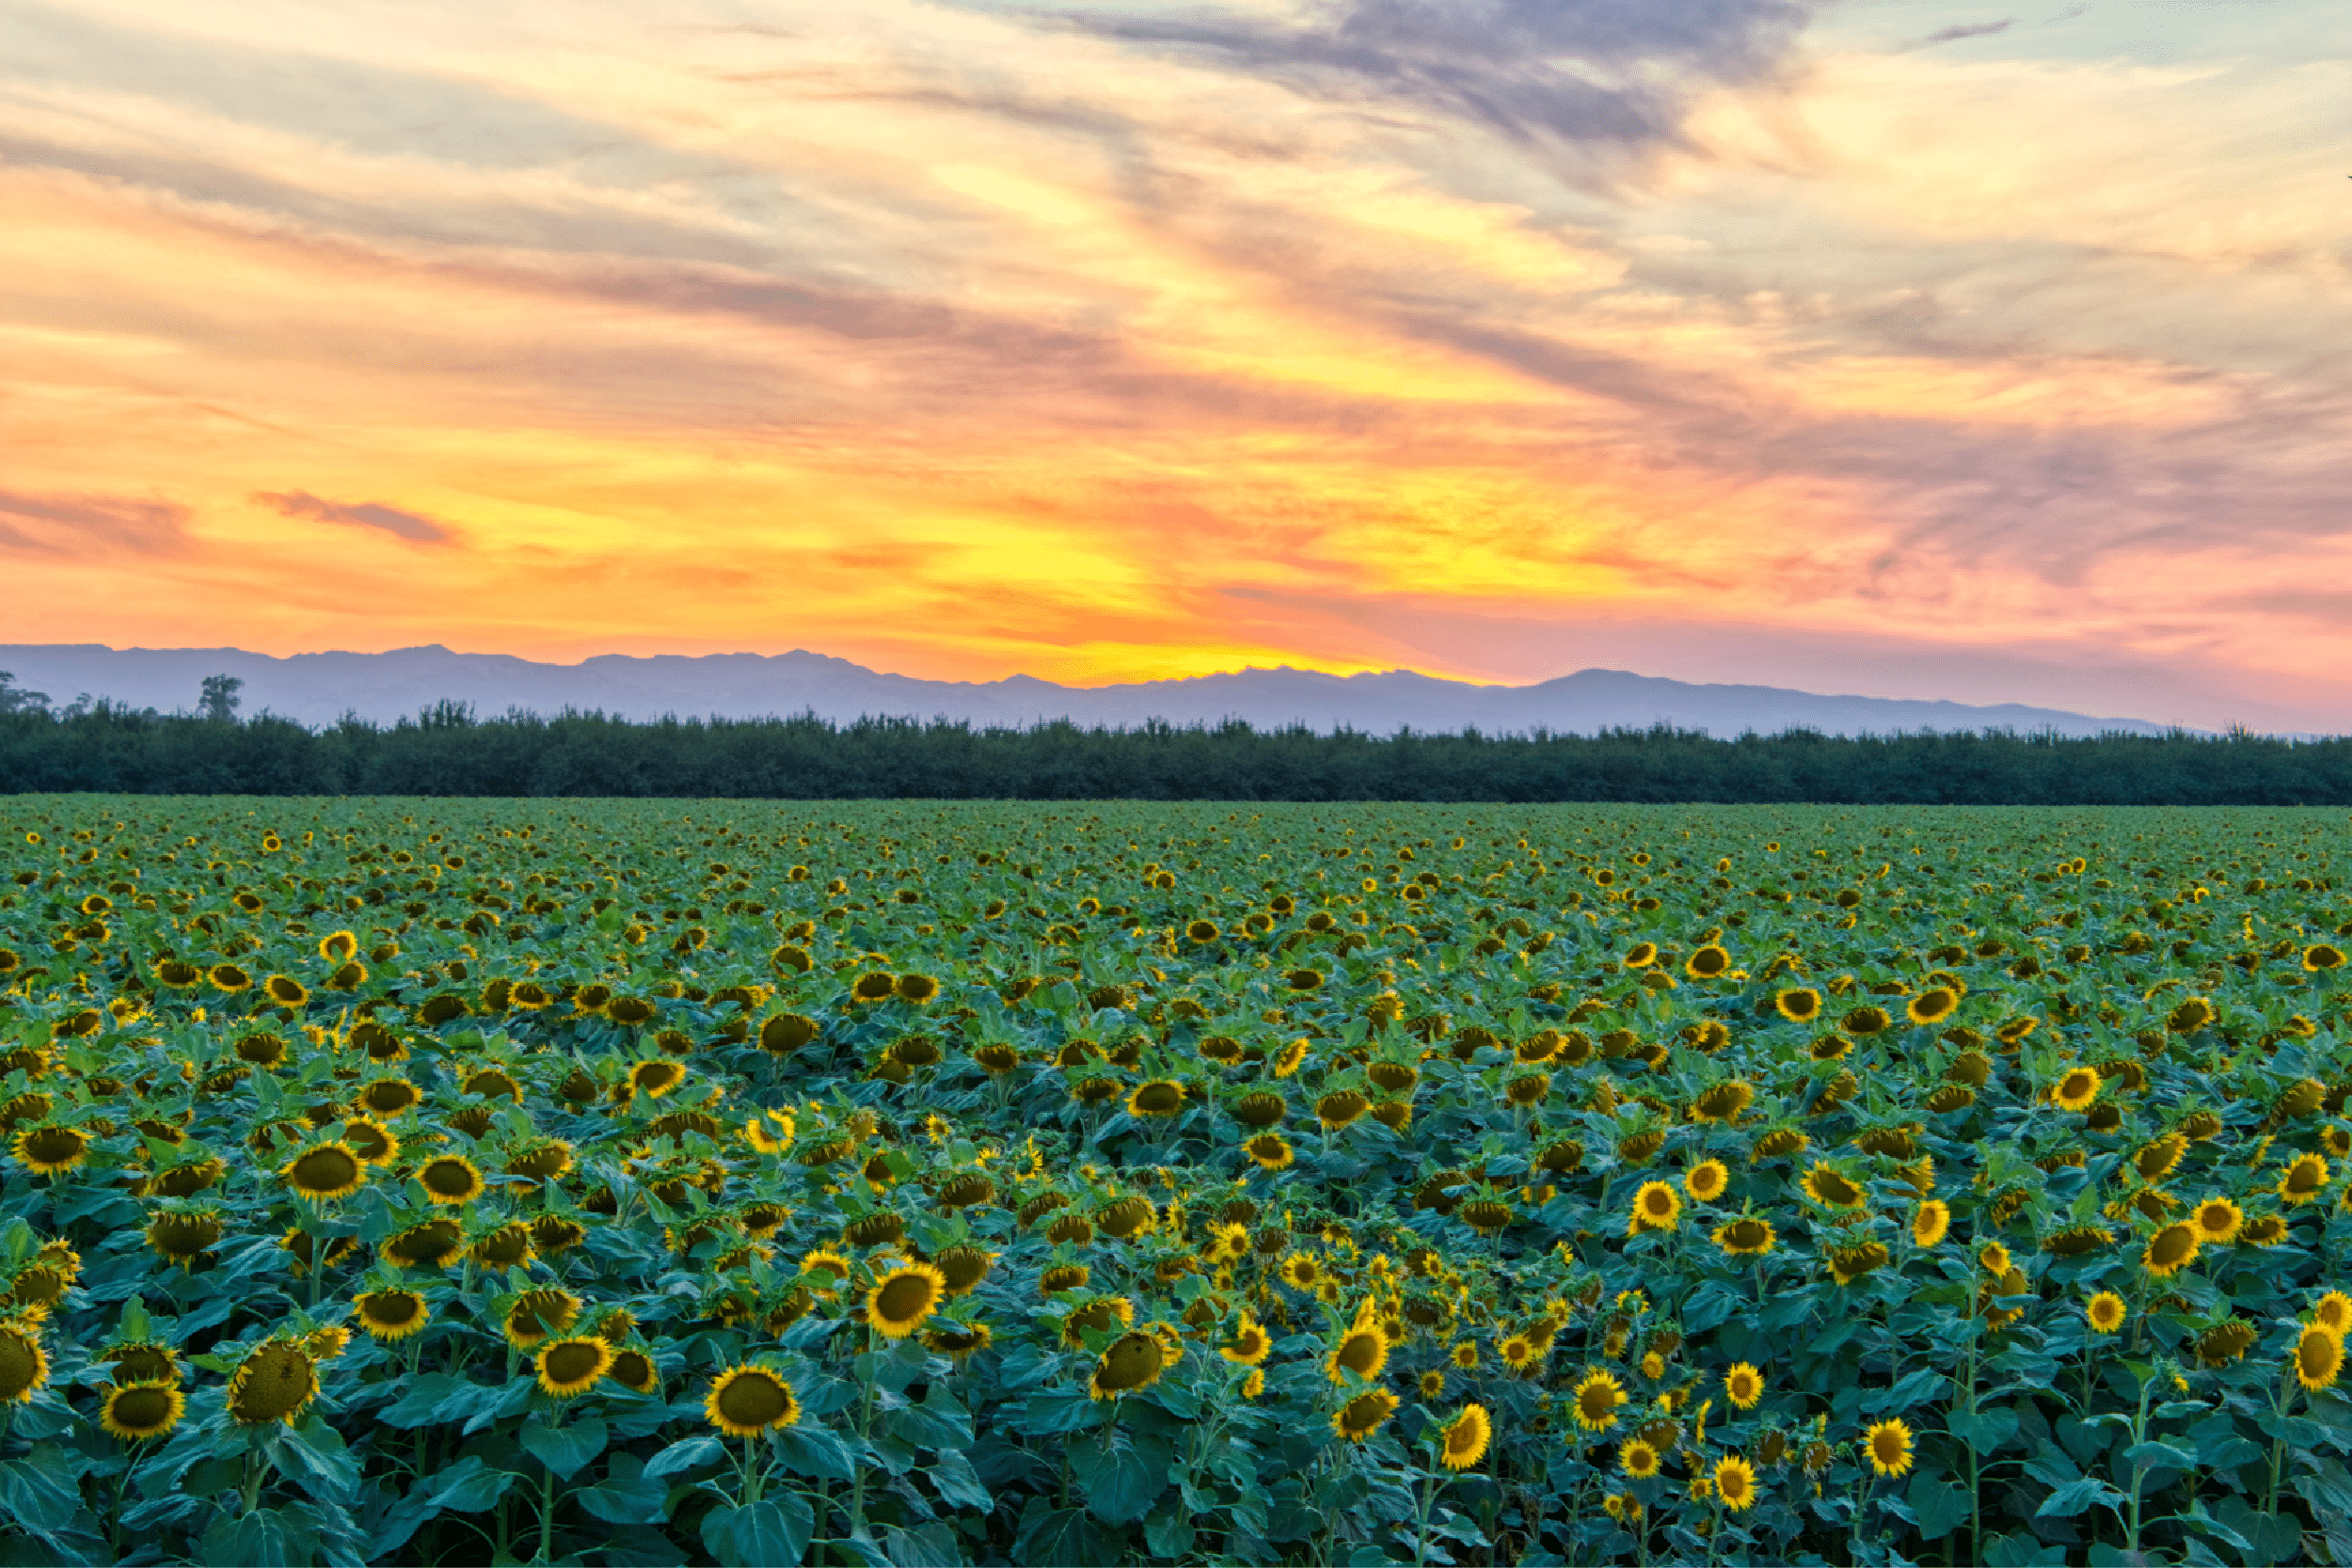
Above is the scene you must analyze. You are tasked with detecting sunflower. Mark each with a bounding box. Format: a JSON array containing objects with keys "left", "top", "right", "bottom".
[
  {"left": 1438, "top": 1403, "right": 1492, "bottom": 1470},
  {"left": 207, "top": 964, "right": 252, "bottom": 993},
  {"left": 384, "top": 1218, "right": 466, "bottom": 1270},
  {"left": 609, "top": 1348, "right": 660, "bottom": 1394},
  {"left": 2315, "top": 1292, "right": 2352, "bottom": 1336},
  {"left": 2050, "top": 1067, "right": 2102, "bottom": 1113},
  {"left": 1451, "top": 1340, "right": 1479, "bottom": 1371},
  {"left": 1683, "top": 1160, "right": 1730, "bottom": 1204},
  {"left": 2190, "top": 1196, "right": 2243, "bottom": 1244},
  {"left": 2295, "top": 1325, "right": 2344, "bottom": 1392},
  {"left": 1573, "top": 1370, "right": 1628, "bottom": 1433},
  {"left": 1126, "top": 1081, "right": 1184, "bottom": 1119},
  {"left": 1724, "top": 1361, "right": 1763, "bottom": 1409},
  {"left": 1979, "top": 1242, "right": 2011, "bottom": 1275},
  {"left": 1906, "top": 989, "right": 1959, "bottom": 1026},
  {"left": 628, "top": 1060, "right": 685, "bottom": 1100},
  {"left": 1272, "top": 1039, "right": 1311, "bottom": 1078},
  {"left": 342, "top": 1118, "right": 401, "bottom": 1166},
  {"left": 896, "top": 974, "right": 940, "bottom": 1003},
  {"left": 471, "top": 1224, "right": 534, "bottom": 1271},
  {"left": 1419, "top": 1369, "right": 1446, "bottom": 1399},
  {"left": 1089, "top": 1333, "right": 1167, "bottom": 1401},
  {"left": 1801, "top": 1164, "right": 1866, "bottom": 1212},
  {"left": 1622, "top": 942, "right": 1659, "bottom": 969},
  {"left": 2086, "top": 1292, "right": 2126, "bottom": 1335},
  {"left": 0, "top": 1322, "right": 45, "bottom": 1402},
  {"left": 2280, "top": 1153, "right": 2331, "bottom": 1205},
  {"left": 1244, "top": 1133, "right": 1295, "bottom": 1171},
  {"left": 12, "top": 1125, "right": 87, "bottom": 1176},
  {"left": 281, "top": 1142, "right": 366, "bottom": 1200},
  {"left": 1685, "top": 944, "right": 1731, "bottom": 979},
  {"left": 100, "top": 1379, "right": 183, "bottom": 1442},
  {"left": 103, "top": 1341, "right": 174, "bottom": 1384},
  {"left": 144, "top": 1210, "right": 224, "bottom": 1265},
  {"left": 851, "top": 972, "right": 898, "bottom": 1003},
  {"left": 705, "top": 1366, "right": 802, "bottom": 1436},
  {"left": 1326, "top": 1322, "right": 1390, "bottom": 1385},
  {"left": 505, "top": 1289, "right": 582, "bottom": 1349},
  {"left": 415, "top": 1155, "right": 485, "bottom": 1206},
  {"left": 1332, "top": 1387, "right": 1399, "bottom": 1444},
  {"left": 355, "top": 1289, "right": 429, "bottom": 1341},
  {"left": 866, "top": 1262, "right": 947, "bottom": 1338},
  {"left": 926, "top": 1322, "right": 993, "bottom": 1361},
  {"left": 1774, "top": 989, "right": 1821, "bottom": 1023},
  {"left": 2308, "top": 944, "right": 2346, "bottom": 972},
  {"left": 1913, "top": 1199, "right": 1951, "bottom": 1248},
  {"left": 1714, "top": 1453, "right": 1758, "bottom": 1511},
  {"left": 1499, "top": 1335, "right": 1537, "bottom": 1373},
  {"left": 536, "top": 1337, "right": 613, "bottom": 1398},
  {"left": 1865, "top": 1418, "right": 1915, "bottom": 1478},
  {"left": 2141, "top": 1222, "right": 2200, "bottom": 1278},
  {"left": 1711, "top": 1215, "right": 1776, "bottom": 1257},
  {"left": 228, "top": 1338, "right": 318, "bottom": 1425},
  {"left": 319, "top": 930, "right": 359, "bottom": 963},
  {"left": 1629, "top": 1181, "right": 1680, "bottom": 1235}
]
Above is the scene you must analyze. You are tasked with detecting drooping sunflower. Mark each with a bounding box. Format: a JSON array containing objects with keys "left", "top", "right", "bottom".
[
  {"left": 1089, "top": 1333, "right": 1167, "bottom": 1401},
  {"left": 504, "top": 1289, "right": 582, "bottom": 1350},
  {"left": 608, "top": 1348, "right": 660, "bottom": 1394},
  {"left": 627, "top": 1060, "right": 685, "bottom": 1100},
  {"left": 1332, "top": 1387, "right": 1399, "bottom": 1444},
  {"left": 417, "top": 1155, "right": 485, "bottom": 1206},
  {"left": 1244, "top": 1133, "right": 1295, "bottom": 1171},
  {"left": 100, "top": 1379, "right": 183, "bottom": 1442},
  {"left": 2280, "top": 1153, "right": 2331, "bottom": 1205},
  {"left": 1272, "top": 1039, "right": 1311, "bottom": 1078},
  {"left": 1683, "top": 1160, "right": 1730, "bottom": 1204},
  {"left": 1712, "top": 1215, "right": 1776, "bottom": 1257},
  {"left": 342, "top": 1117, "right": 401, "bottom": 1167},
  {"left": 1912, "top": 1199, "right": 1951, "bottom": 1248},
  {"left": 11, "top": 1125, "right": 87, "bottom": 1177},
  {"left": 1865, "top": 1418, "right": 1915, "bottom": 1477},
  {"left": 1801, "top": 1163, "right": 1866, "bottom": 1212},
  {"left": 2086, "top": 1292, "right": 2127, "bottom": 1336},
  {"left": 536, "top": 1336, "right": 613, "bottom": 1398},
  {"left": 227, "top": 1337, "right": 318, "bottom": 1425},
  {"left": 281, "top": 1142, "right": 367, "bottom": 1201},
  {"left": 144, "top": 1209, "right": 225, "bottom": 1266},
  {"left": 1573, "top": 1370, "right": 1628, "bottom": 1433},
  {"left": 866, "top": 1262, "right": 947, "bottom": 1338},
  {"left": 1126, "top": 1081, "right": 1185, "bottom": 1119},
  {"left": 1906, "top": 988, "right": 1959, "bottom": 1026},
  {"left": 705, "top": 1366, "right": 802, "bottom": 1436},
  {"left": 1438, "top": 1403, "right": 1492, "bottom": 1470},
  {"left": 0, "top": 1321, "right": 45, "bottom": 1402},
  {"left": 355, "top": 1289, "right": 429, "bottom": 1341},
  {"left": 2295, "top": 1326, "right": 2344, "bottom": 1392},
  {"left": 1724, "top": 1361, "right": 1764, "bottom": 1409},
  {"left": 2141, "top": 1223, "right": 2200, "bottom": 1278}
]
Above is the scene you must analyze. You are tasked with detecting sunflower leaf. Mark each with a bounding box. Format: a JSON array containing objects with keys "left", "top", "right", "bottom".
[{"left": 520, "top": 1413, "right": 608, "bottom": 1480}]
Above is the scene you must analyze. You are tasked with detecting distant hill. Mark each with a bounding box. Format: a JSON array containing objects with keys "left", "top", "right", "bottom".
[{"left": 0, "top": 643, "right": 2178, "bottom": 738}]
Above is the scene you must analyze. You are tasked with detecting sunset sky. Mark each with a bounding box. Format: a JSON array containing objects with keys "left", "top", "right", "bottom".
[{"left": 3, "top": 0, "right": 2348, "bottom": 730}]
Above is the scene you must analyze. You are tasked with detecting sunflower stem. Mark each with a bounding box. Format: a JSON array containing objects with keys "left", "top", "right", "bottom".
[
  {"left": 534, "top": 1459, "right": 556, "bottom": 1565},
  {"left": 2265, "top": 1364, "right": 2295, "bottom": 1517}
]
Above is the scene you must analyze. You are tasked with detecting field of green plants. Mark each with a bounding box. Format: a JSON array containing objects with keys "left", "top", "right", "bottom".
[{"left": 0, "top": 798, "right": 2345, "bottom": 1566}]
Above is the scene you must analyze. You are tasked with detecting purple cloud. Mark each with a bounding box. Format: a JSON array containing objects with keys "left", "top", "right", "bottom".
[{"left": 254, "top": 490, "right": 454, "bottom": 544}]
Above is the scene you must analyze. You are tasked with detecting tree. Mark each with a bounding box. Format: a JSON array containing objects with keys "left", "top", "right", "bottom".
[
  {"left": 199, "top": 673, "right": 244, "bottom": 724},
  {"left": 0, "top": 673, "right": 49, "bottom": 713}
]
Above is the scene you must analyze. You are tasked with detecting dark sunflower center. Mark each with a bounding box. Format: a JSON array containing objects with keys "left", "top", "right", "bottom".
[
  {"left": 1097, "top": 1335, "right": 1162, "bottom": 1391},
  {"left": 110, "top": 1385, "right": 174, "bottom": 1432},
  {"left": 422, "top": 1161, "right": 477, "bottom": 1196},
  {"left": 717, "top": 1371, "right": 789, "bottom": 1426},
  {"left": 365, "top": 1293, "right": 421, "bottom": 1327},
  {"left": 875, "top": 1274, "right": 935, "bottom": 1323},
  {"left": 0, "top": 1334, "right": 39, "bottom": 1399},
  {"left": 230, "top": 1344, "right": 314, "bottom": 1421},
  {"left": 293, "top": 1148, "right": 358, "bottom": 1191},
  {"left": 545, "top": 1341, "right": 605, "bottom": 1385}
]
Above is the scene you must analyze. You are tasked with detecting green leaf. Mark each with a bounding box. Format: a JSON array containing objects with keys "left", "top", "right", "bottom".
[
  {"left": 2121, "top": 1439, "right": 2196, "bottom": 1472},
  {"left": 644, "top": 1433, "right": 724, "bottom": 1481},
  {"left": 1071, "top": 1431, "right": 1167, "bottom": 1526},
  {"left": 2036, "top": 1477, "right": 2124, "bottom": 1518},
  {"left": 773, "top": 1424, "right": 857, "bottom": 1481},
  {"left": 1145, "top": 1503, "right": 1196, "bottom": 1559},
  {"left": 266, "top": 1419, "right": 359, "bottom": 1505},
  {"left": 203, "top": 1509, "right": 303, "bottom": 1568},
  {"left": 926, "top": 1449, "right": 993, "bottom": 1513},
  {"left": 1905, "top": 1473, "right": 1971, "bottom": 1541},
  {"left": 1951, "top": 1403, "right": 2021, "bottom": 1452},
  {"left": 703, "top": 1497, "right": 814, "bottom": 1567},
  {"left": 880, "top": 1523, "right": 959, "bottom": 1567},
  {"left": 0, "top": 1452, "right": 81, "bottom": 1536},
  {"left": 576, "top": 1453, "right": 667, "bottom": 1527},
  {"left": 521, "top": 1414, "right": 609, "bottom": 1480},
  {"left": 422, "top": 1454, "right": 519, "bottom": 1513}
]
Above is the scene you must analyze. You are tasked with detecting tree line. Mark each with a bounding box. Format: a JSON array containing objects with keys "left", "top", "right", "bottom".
[{"left": 1, "top": 673, "right": 2347, "bottom": 803}]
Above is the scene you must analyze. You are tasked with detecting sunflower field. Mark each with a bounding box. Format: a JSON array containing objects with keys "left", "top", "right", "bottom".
[{"left": 0, "top": 799, "right": 2347, "bottom": 1566}]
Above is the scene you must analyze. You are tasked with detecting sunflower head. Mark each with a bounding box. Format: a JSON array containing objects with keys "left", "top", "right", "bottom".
[
  {"left": 1089, "top": 1333, "right": 1167, "bottom": 1401},
  {"left": 1724, "top": 1361, "right": 1763, "bottom": 1409},
  {"left": 100, "top": 1378, "right": 184, "bottom": 1442},
  {"left": 227, "top": 1337, "right": 318, "bottom": 1425},
  {"left": 1438, "top": 1403, "right": 1492, "bottom": 1470},
  {"left": 281, "top": 1142, "right": 367, "bottom": 1200},
  {"left": 2086, "top": 1291, "right": 2127, "bottom": 1336},
  {"left": 1865, "top": 1417, "right": 1915, "bottom": 1477},
  {"left": 866, "top": 1262, "right": 947, "bottom": 1338},
  {"left": 536, "top": 1336, "right": 614, "bottom": 1398},
  {"left": 1332, "top": 1387, "right": 1399, "bottom": 1444},
  {"left": 1573, "top": 1370, "right": 1628, "bottom": 1432},
  {"left": 705, "top": 1365, "right": 803, "bottom": 1436}
]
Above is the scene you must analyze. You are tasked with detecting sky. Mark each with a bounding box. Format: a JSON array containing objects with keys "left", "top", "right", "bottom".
[{"left": 2, "top": 0, "right": 2349, "bottom": 732}]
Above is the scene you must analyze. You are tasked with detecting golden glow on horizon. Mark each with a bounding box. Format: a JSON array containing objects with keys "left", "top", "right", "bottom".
[{"left": 1, "top": 0, "right": 2349, "bottom": 727}]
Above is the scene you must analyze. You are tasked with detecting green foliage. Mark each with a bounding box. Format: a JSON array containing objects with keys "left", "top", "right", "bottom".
[{"left": 0, "top": 797, "right": 2344, "bottom": 1564}]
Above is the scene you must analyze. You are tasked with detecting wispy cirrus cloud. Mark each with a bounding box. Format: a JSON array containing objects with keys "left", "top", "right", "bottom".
[{"left": 253, "top": 490, "right": 455, "bottom": 544}]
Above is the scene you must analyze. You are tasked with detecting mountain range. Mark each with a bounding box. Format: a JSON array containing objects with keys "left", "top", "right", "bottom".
[{"left": 0, "top": 643, "right": 2185, "bottom": 738}]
